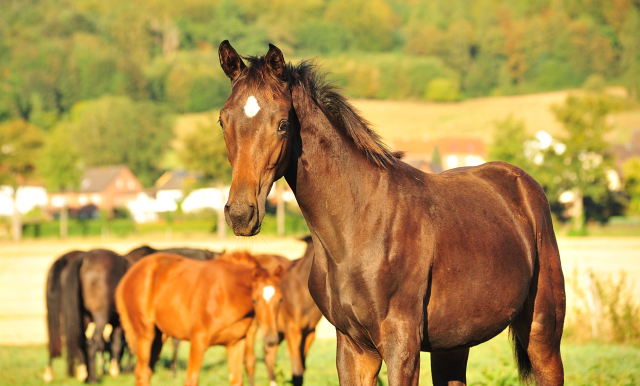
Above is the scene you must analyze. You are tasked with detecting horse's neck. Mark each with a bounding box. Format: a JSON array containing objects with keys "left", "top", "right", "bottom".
[{"left": 286, "top": 89, "right": 382, "bottom": 255}]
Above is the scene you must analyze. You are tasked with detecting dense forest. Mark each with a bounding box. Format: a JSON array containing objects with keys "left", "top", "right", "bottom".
[{"left": 1, "top": 0, "right": 640, "bottom": 187}]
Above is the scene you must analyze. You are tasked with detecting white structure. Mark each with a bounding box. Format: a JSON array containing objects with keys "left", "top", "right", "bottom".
[
  {"left": 181, "top": 187, "right": 229, "bottom": 213},
  {"left": 0, "top": 186, "right": 48, "bottom": 216}
]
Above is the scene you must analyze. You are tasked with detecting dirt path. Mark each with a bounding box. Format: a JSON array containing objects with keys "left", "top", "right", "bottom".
[{"left": 0, "top": 236, "right": 638, "bottom": 345}]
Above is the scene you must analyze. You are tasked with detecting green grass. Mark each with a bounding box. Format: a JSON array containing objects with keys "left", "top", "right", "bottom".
[{"left": 2, "top": 336, "right": 639, "bottom": 385}]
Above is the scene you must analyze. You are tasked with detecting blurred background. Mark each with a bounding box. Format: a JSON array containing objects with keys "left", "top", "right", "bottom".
[
  {"left": 1, "top": 1, "right": 640, "bottom": 384},
  {"left": 1, "top": 0, "right": 640, "bottom": 240}
]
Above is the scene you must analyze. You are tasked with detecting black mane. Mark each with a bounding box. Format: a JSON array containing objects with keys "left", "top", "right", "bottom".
[{"left": 242, "top": 55, "right": 403, "bottom": 168}]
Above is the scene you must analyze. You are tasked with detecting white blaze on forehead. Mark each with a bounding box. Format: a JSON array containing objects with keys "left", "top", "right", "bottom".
[
  {"left": 244, "top": 96, "right": 261, "bottom": 117},
  {"left": 262, "top": 286, "right": 275, "bottom": 302}
]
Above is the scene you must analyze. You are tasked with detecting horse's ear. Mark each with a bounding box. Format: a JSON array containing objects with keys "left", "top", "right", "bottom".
[
  {"left": 265, "top": 43, "right": 287, "bottom": 82},
  {"left": 219, "top": 40, "right": 246, "bottom": 82},
  {"left": 274, "top": 265, "right": 284, "bottom": 279},
  {"left": 251, "top": 267, "right": 265, "bottom": 281}
]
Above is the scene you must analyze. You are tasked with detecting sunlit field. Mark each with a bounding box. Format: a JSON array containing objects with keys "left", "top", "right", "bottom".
[
  {"left": 2, "top": 334, "right": 639, "bottom": 385},
  {"left": 0, "top": 236, "right": 639, "bottom": 385}
]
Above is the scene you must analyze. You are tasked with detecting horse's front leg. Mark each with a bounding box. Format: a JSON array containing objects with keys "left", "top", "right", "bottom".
[
  {"left": 379, "top": 318, "right": 421, "bottom": 386},
  {"left": 336, "top": 330, "right": 382, "bottom": 386}
]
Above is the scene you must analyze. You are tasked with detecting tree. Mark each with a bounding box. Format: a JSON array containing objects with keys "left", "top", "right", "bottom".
[
  {"left": 37, "top": 125, "right": 82, "bottom": 238},
  {"left": 545, "top": 94, "right": 621, "bottom": 231},
  {"left": 68, "top": 96, "right": 174, "bottom": 187},
  {"left": 0, "top": 119, "right": 43, "bottom": 241},
  {"left": 488, "top": 115, "right": 535, "bottom": 171},
  {"left": 178, "top": 117, "right": 232, "bottom": 238},
  {"left": 623, "top": 157, "right": 640, "bottom": 215}
]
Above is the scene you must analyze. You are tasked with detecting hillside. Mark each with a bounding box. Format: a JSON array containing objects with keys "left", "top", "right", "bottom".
[{"left": 173, "top": 89, "right": 640, "bottom": 160}]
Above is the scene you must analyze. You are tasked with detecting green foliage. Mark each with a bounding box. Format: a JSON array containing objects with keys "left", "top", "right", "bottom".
[
  {"left": 623, "top": 157, "right": 640, "bottom": 215},
  {"left": 178, "top": 116, "right": 231, "bottom": 185},
  {"left": 424, "top": 78, "right": 460, "bottom": 102},
  {"left": 488, "top": 116, "right": 535, "bottom": 170},
  {"left": 36, "top": 124, "right": 82, "bottom": 192},
  {"left": 0, "top": 118, "right": 43, "bottom": 187},
  {"left": 67, "top": 96, "right": 174, "bottom": 187}
]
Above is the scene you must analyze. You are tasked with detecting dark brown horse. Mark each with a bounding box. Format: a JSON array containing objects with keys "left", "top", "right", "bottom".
[
  {"left": 63, "top": 249, "right": 129, "bottom": 383},
  {"left": 115, "top": 251, "right": 284, "bottom": 386},
  {"left": 123, "top": 245, "right": 220, "bottom": 265},
  {"left": 246, "top": 237, "right": 322, "bottom": 386},
  {"left": 43, "top": 250, "right": 84, "bottom": 382},
  {"left": 217, "top": 41, "right": 566, "bottom": 386}
]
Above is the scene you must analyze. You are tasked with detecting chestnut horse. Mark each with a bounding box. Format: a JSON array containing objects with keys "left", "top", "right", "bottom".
[
  {"left": 247, "top": 236, "right": 322, "bottom": 386},
  {"left": 115, "top": 251, "right": 284, "bottom": 386},
  {"left": 217, "top": 41, "right": 566, "bottom": 386},
  {"left": 63, "top": 249, "right": 129, "bottom": 383},
  {"left": 122, "top": 245, "right": 221, "bottom": 375},
  {"left": 43, "top": 250, "right": 84, "bottom": 382}
]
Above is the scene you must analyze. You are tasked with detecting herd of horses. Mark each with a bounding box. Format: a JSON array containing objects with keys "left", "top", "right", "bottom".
[
  {"left": 43, "top": 40, "right": 567, "bottom": 386},
  {"left": 44, "top": 236, "right": 322, "bottom": 386}
]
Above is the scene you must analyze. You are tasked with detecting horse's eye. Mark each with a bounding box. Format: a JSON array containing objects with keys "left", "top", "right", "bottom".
[
  {"left": 278, "top": 120, "right": 288, "bottom": 133},
  {"left": 218, "top": 118, "right": 224, "bottom": 131}
]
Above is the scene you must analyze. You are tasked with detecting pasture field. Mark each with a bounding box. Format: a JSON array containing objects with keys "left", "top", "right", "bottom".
[
  {"left": 0, "top": 236, "right": 639, "bottom": 385},
  {"left": 1, "top": 335, "right": 639, "bottom": 385}
]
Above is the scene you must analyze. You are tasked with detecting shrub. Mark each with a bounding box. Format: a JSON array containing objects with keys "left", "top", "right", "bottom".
[{"left": 424, "top": 78, "right": 461, "bottom": 102}]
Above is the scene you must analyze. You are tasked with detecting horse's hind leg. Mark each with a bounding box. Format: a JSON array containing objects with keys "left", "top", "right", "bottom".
[
  {"left": 170, "top": 338, "right": 180, "bottom": 377},
  {"left": 133, "top": 327, "right": 160, "bottom": 386},
  {"left": 510, "top": 242, "right": 565, "bottom": 385},
  {"left": 86, "top": 316, "right": 108, "bottom": 383},
  {"left": 430, "top": 348, "right": 470, "bottom": 386}
]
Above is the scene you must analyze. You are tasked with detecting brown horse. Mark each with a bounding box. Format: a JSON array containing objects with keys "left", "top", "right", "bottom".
[
  {"left": 246, "top": 237, "right": 322, "bottom": 386},
  {"left": 218, "top": 41, "right": 566, "bottom": 386},
  {"left": 43, "top": 250, "right": 84, "bottom": 382},
  {"left": 63, "top": 249, "right": 129, "bottom": 383},
  {"left": 115, "top": 251, "right": 284, "bottom": 386}
]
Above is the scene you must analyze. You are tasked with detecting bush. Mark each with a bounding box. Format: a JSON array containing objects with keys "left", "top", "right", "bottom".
[
  {"left": 424, "top": 78, "right": 461, "bottom": 102},
  {"left": 564, "top": 267, "right": 640, "bottom": 344}
]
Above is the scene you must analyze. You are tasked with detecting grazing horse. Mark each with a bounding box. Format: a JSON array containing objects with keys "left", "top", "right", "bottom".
[
  {"left": 122, "top": 245, "right": 221, "bottom": 375},
  {"left": 217, "top": 41, "right": 566, "bottom": 386},
  {"left": 123, "top": 245, "right": 220, "bottom": 264},
  {"left": 63, "top": 249, "right": 129, "bottom": 383},
  {"left": 43, "top": 250, "right": 84, "bottom": 382},
  {"left": 115, "top": 251, "right": 284, "bottom": 386},
  {"left": 246, "top": 237, "right": 322, "bottom": 386}
]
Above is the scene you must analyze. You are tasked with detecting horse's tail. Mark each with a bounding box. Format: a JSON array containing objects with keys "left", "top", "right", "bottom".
[
  {"left": 45, "top": 256, "right": 70, "bottom": 360},
  {"left": 63, "top": 257, "right": 84, "bottom": 377},
  {"left": 509, "top": 327, "right": 533, "bottom": 383}
]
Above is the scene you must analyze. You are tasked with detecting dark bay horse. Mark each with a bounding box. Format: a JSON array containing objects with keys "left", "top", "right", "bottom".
[
  {"left": 123, "top": 245, "right": 220, "bottom": 264},
  {"left": 115, "top": 251, "right": 284, "bottom": 386},
  {"left": 44, "top": 250, "right": 84, "bottom": 382},
  {"left": 217, "top": 41, "right": 566, "bottom": 385},
  {"left": 247, "top": 237, "right": 322, "bottom": 386},
  {"left": 63, "top": 249, "right": 129, "bottom": 383}
]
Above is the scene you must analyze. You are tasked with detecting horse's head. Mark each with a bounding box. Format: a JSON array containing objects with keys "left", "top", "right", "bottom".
[
  {"left": 218, "top": 40, "right": 294, "bottom": 236},
  {"left": 250, "top": 265, "right": 284, "bottom": 348}
]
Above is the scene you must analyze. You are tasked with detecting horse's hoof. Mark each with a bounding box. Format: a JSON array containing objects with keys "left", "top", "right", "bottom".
[
  {"left": 43, "top": 366, "right": 53, "bottom": 382},
  {"left": 76, "top": 364, "right": 88, "bottom": 381},
  {"left": 109, "top": 359, "right": 120, "bottom": 377}
]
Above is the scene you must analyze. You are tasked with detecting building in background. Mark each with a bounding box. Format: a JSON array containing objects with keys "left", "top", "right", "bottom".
[
  {"left": 48, "top": 165, "right": 144, "bottom": 219},
  {"left": 393, "top": 136, "right": 487, "bottom": 172}
]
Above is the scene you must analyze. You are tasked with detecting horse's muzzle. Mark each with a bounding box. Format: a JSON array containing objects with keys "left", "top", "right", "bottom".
[{"left": 225, "top": 202, "right": 260, "bottom": 236}]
